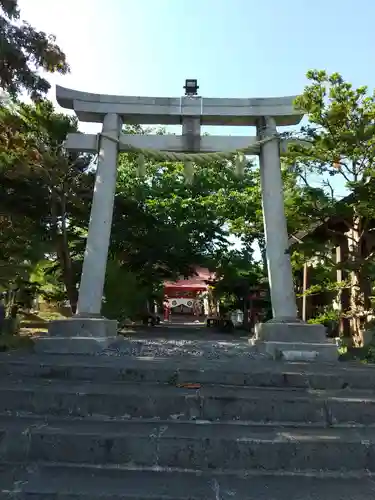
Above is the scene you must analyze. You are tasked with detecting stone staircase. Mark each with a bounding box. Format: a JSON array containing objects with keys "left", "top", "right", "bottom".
[{"left": 1, "top": 347, "right": 375, "bottom": 498}]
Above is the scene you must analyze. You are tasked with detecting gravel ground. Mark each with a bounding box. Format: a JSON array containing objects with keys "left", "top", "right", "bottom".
[{"left": 100, "top": 337, "right": 267, "bottom": 360}]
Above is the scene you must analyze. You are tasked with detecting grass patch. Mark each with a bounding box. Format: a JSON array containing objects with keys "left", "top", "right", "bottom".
[
  {"left": 339, "top": 344, "right": 375, "bottom": 364},
  {"left": 0, "top": 333, "right": 34, "bottom": 352},
  {"left": 20, "top": 310, "right": 65, "bottom": 330},
  {"left": 0, "top": 307, "right": 68, "bottom": 352}
]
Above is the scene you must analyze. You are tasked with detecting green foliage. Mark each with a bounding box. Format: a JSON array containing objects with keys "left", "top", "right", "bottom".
[
  {"left": 29, "top": 260, "right": 67, "bottom": 304},
  {"left": 102, "top": 259, "right": 162, "bottom": 320},
  {"left": 1, "top": 103, "right": 269, "bottom": 317},
  {"left": 230, "top": 162, "right": 332, "bottom": 263},
  {"left": 308, "top": 307, "right": 339, "bottom": 327},
  {"left": 0, "top": 332, "right": 33, "bottom": 352},
  {"left": 211, "top": 250, "right": 265, "bottom": 307},
  {"left": 112, "top": 146, "right": 260, "bottom": 285},
  {"left": 339, "top": 344, "right": 375, "bottom": 364},
  {"left": 290, "top": 69, "right": 375, "bottom": 209},
  {"left": 0, "top": 99, "right": 93, "bottom": 310},
  {"left": 286, "top": 69, "right": 375, "bottom": 344},
  {"left": 0, "top": 0, "right": 69, "bottom": 100}
]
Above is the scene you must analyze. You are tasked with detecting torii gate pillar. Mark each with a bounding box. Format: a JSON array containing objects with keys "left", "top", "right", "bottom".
[
  {"left": 36, "top": 113, "right": 123, "bottom": 354},
  {"left": 251, "top": 117, "right": 337, "bottom": 361},
  {"left": 76, "top": 113, "right": 122, "bottom": 316}
]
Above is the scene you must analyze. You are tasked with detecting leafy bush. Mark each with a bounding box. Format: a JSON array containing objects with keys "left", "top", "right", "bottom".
[
  {"left": 308, "top": 307, "right": 340, "bottom": 336},
  {"left": 339, "top": 344, "right": 375, "bottom": 364}
]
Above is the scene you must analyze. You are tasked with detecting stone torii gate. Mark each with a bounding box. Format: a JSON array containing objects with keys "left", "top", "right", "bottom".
[{"left": 37, "top": 84, "right": 337, "bottom": 361}]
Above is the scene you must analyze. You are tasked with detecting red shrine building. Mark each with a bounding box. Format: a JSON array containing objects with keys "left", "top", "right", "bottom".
[{"left": 163, "top": 267, "right": 215, "bottom": 316}]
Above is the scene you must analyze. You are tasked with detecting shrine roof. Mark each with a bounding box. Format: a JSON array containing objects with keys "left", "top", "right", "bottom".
[{"left": 164, "top": 267, "right": 215, "bottom": 288}]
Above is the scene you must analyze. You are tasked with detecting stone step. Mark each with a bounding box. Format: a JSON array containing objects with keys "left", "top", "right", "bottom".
[
  {"left": 35, "top": 335, "right": 262, "bottom": 358},
  {"left": 1, "top": 353, "right": 375, "bottom": 390},
  {"left": 1, "top": 415, "right": 375, "bottom": 472},
  {"left": 2, "top": 463, "right": 375, "bottom": 500},
  {"left": 1, "top": 379, "right": 375, "bottom": 425}
]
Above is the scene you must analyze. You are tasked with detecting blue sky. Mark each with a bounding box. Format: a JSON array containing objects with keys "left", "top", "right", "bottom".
[
  {"left": 18, "top": 0, "right": 375, "bottom": 134},
  {"left": 19, "top": 0, "right": 375, "bottom": 196}
]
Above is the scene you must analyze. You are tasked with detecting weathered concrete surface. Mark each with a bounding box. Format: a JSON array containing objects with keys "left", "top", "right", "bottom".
[
  {"left": 101, "top": 335, "right": 264, "bottom": 360},
  {"left": 257, "top": 117, "right": 298, "bottom": 320},
  {"left": 64, "top": 132, "right": 299, "bottom": 155},
  {"left": 1, "top": 349, "right": 375, "bottom": 497},
  {"left": 35, "top": 318, "right": 118, "bottom": 354},
  {"left": 251, "top": 322, "right": 338, "bottom": 362},
  {"left": 3, "top": 463, "right": 375, "bottom": 499},
  {"left": 56, "top": 85, "right": 303, "bottom": 126},
  {"left": 47, "top": 318, "right": 118, "bottom": 338},
  {"left": 253, "top": 340, "right": 338, "bottom": 361},
  {"left": 75, "top": 113, "right": 122, "bottom": 316},
  {"left": 1, "top": 379, "right": 375, "bottom": 425},
  {"left": 1, "top": 415, "right": 375, "bottom": 472},
  {"left": 255, "top": 322, "right": 328, "bottom": 343},
  {"left": 33, "top": 329, "right": 267, "bottom": 360},
  {"left": 0, "top": 352, "right": 374, "bottom": 390}
]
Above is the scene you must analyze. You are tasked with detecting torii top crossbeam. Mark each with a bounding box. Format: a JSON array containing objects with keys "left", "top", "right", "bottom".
[{"left": 56, "top": 85, "right": 303, "bottom": 127}]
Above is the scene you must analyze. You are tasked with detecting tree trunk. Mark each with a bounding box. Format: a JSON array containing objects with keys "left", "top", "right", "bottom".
[
  {"left": 51, "top": 193, "right": 78, "bottom": 314},
  {"left": 55, "top": 233, "right": 78, "bottom": 314},
  {"left": 336, "top": 237, "right": 351, "bottom": 340},
  {"left": 347, "top": 215, "right": 369, "bottom": 346},
  {"left": 243, "top": 297, "right": 250, "bottom": 330}
]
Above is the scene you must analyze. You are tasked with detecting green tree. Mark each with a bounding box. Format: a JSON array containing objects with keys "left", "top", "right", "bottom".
[
  {"left": 211, "top": 249, "right": 267, "bottom": 323},
  {"left": 0, "top": 0, "right": 69, "bottom": 100},
  {"left": 1, "top": 110, "right": 265, "bottom": 318},
  {"left": 288, "top": 70, "right": 375, "bottom": 345},
  {"left": 111, "top": 146, "right": 260, "bottom": 286},
  {"left": 0, "top": 99, "right": 93, "bottom": 311},
  {"left": 102, "top": 259, "right": 162, "bottom": 321},
  {"left": 229, "top": 160, "right": 331, "bottom": 270}
]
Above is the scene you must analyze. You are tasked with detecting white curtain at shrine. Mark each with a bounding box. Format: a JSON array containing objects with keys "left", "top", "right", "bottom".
[{"left": 168, "top": 298, "right": 194, "bottom": 309}]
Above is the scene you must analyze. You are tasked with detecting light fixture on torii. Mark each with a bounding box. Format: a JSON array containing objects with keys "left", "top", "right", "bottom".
[{"left": 183, "top": 79, "right": 199, "bottom": 97}]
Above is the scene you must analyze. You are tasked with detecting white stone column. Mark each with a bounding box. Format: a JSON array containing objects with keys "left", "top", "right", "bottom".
[
  {"left": 257, "top": 116, "right": 298, "bottom": 320},
  {"left": 76, "top": 113, "right": 122, "bottom": 316},
  {"left": 182, "top": 116, "right": 201, "bottom": 152}
]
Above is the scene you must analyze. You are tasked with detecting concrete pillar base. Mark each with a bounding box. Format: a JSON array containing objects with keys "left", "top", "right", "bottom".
[
  {"left": 250, "top": 321, "right": 338, "bottom": 362},
  {"left": 34, "top": 317, "right": 118, "bottom": 355}
]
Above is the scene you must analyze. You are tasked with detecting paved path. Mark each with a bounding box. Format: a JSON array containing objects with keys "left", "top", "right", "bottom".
[{"left": 105, "top": 322, "right": 260, "bottom": 360}]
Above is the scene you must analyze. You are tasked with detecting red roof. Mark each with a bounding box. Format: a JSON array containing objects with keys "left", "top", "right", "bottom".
[{"left": 164, "top": 267, "right": 215, "bottom": 289}]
